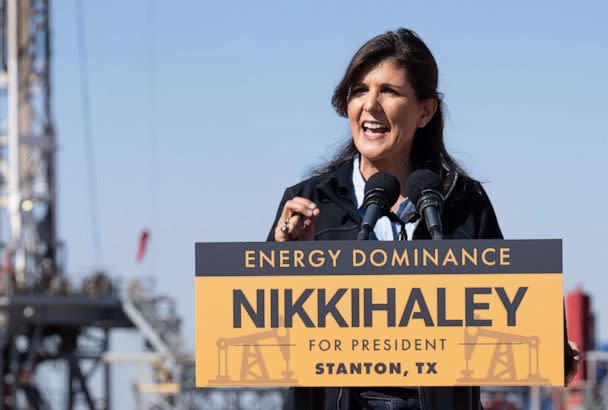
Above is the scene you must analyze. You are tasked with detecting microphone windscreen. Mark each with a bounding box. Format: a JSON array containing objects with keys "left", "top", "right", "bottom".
[
  {"left": 405, "top": 169, "right": 442, "bottom": 204},
  {"left": 364, "top": 172, "right": 401, "bottom": 207}
]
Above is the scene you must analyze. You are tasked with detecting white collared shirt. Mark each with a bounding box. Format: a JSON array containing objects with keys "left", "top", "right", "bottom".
[{"left": 352, "top": 155, "right": 420, "bottom": 241}]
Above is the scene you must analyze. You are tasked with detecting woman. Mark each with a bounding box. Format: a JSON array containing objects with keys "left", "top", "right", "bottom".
[{"left": 268, "top": 28, "right": 577, "bottom": 410}]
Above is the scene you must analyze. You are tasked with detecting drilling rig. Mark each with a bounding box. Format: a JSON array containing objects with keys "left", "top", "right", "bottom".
[
  {"left": 0, "top": 1, "right": 284, "bottom": 409},
  {"left": 0, "top": 1, "right": 189, "bottom": 408}
]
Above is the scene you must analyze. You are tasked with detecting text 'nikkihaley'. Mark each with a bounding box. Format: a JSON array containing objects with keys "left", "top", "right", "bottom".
[{"left": 232, "top": 287, "right": 527, "bottom": 328}]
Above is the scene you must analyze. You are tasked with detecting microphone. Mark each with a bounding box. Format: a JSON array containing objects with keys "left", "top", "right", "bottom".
[
  {"left": 357, "top": 172, "right": 400, "bottom": 240},
  {"left": 406, "top": 170, "right": 445, "bottom": 240}
]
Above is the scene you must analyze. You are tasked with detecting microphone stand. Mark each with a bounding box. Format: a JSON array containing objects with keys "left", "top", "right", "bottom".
[
  {"left": 414, "top": 208, "right": 442, "bottom": 409},
  {"left": 417, "top": 190, "right": 444, "bottom": 241}
]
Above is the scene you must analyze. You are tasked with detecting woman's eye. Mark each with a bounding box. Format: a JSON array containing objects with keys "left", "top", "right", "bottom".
[
  {"left": 350, "top": 87, "right": 367, "bottom": 96},
  {"left": 382, "top": 87, "right": 398, "bottom": 95}
]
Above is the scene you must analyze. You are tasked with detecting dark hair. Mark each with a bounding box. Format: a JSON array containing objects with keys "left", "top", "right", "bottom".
[{"left": 313, "top": 28, "right": 470, "bottom": 183}]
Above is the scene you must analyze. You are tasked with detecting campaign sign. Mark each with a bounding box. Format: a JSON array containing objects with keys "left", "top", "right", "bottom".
[{"left": 195, "top": 240, "right": 564, "bottom": 387}]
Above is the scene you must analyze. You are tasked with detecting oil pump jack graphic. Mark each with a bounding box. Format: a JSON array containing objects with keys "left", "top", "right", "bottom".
[
  {"left": 458, "top": 325, "right": 549, "bottom": 384},
  {"left": 210, "top": 319, "right": 297, "bottom": 385}
]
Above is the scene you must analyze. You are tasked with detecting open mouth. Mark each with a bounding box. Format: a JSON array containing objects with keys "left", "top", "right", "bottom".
[{"left": 362, "top": 121, "right": 389, "bottom": 136}]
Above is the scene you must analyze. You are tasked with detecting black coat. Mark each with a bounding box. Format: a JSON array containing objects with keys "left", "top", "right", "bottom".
[{"left": 267, "top": 159, "right": 502, "bottom": 410}]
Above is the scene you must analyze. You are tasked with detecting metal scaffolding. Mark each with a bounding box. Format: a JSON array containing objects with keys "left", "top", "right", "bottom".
[
  {"left": 0, "top": 0, "right": 57, "bottom": 291},
  {"left": 0, "top": 1, "right": 283, "bottom": 408},
  {"left": 0, "top": 1, "right": 133, "bottom": 408}
]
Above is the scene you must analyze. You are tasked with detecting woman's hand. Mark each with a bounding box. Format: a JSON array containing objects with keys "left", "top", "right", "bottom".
[
  {"left": 274, "top": 197, "right": 320, "bottom": 242},
  {"left": 566, "top": 341, "right": 581, "bottom": 386}
]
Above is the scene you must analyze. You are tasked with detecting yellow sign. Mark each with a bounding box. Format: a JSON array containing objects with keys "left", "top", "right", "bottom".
[{"left": 195, "top": 240, "right": 564, "bottom": 387}]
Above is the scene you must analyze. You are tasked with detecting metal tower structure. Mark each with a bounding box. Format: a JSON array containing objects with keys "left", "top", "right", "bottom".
[
  {"left": 0, "top": 1, "right": 282, "bottom": 408},
  {"left": 0, "top": 1, "right": 131, "bottom": 408},
  {"left": 0, "top": 0, "right": 58, "bottom": 292}
]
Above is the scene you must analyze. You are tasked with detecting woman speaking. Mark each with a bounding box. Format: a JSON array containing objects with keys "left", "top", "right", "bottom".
[{"left": 267, "top": 28, "right": 576, "bottom": 410}]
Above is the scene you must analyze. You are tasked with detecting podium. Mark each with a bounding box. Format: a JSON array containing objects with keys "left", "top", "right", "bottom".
[{"left": 195, "top": 240, "right": 565, "bottom": 387}]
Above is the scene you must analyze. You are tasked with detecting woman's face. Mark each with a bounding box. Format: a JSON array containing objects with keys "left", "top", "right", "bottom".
[{"left": 347, "top": 59, "right": 434, "bottom": 165}]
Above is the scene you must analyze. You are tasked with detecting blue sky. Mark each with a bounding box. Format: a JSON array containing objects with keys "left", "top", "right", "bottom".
[{"left": 50, "top": 0, "right": 606, "bottom": 403}]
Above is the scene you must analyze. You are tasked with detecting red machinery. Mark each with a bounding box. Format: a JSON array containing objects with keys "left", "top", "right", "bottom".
[{"left": 566, "top": 287, "right": 594, "bottom": 384}]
